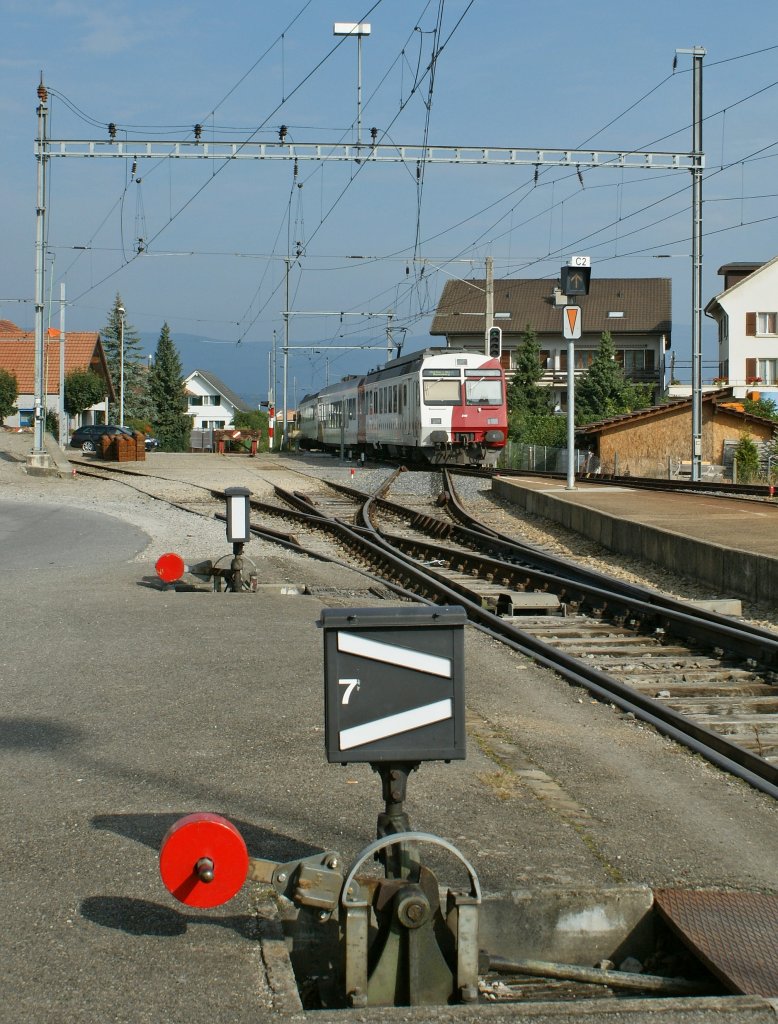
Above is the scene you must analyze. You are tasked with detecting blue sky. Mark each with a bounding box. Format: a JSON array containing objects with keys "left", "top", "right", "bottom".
[{"left": 3, "top": 1, "right": 778, "bottom": 405}]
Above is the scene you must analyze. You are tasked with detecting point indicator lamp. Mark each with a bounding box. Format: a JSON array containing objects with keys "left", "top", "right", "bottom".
[{"left": 224, "top": 487, "right": 251, "bottom": 545}]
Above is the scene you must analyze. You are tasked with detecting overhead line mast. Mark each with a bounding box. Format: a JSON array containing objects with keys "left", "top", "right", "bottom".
[{"left": 33, "top": 55, "right": 705, "bottom": 462}]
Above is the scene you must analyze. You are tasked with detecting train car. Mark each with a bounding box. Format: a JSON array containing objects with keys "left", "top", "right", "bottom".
[{"left": 297, "top": 348, "right": 507, "bottom": 464}]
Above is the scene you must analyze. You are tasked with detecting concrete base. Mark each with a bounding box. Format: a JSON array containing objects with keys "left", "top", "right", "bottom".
[{"left": 25, "top": 450, "right": 57, "bottom": 476}]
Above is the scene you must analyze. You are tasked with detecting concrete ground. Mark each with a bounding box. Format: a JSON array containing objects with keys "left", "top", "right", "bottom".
[{"left": 1, "top": 431, "right": 776, "bottom": 1023}]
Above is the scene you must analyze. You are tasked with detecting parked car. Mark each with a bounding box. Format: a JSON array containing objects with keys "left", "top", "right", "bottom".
[{"left": 69, "top": 424, "right": 159, "bottom": 453}]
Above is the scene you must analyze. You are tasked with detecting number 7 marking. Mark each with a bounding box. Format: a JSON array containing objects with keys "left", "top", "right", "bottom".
[{"left": 339, "top": 678, "right": 360, "bottom": 704}]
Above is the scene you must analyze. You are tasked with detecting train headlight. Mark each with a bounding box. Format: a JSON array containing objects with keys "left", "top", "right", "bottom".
[{"left": 484, "top": 430, "right": 504, "bottom": 443}]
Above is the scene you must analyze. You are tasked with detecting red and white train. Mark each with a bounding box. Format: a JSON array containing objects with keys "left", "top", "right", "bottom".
[{"left": 296, "top": 348, "right": 507, "bottom": 465}]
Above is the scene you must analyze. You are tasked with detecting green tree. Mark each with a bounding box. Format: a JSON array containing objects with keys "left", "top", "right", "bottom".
[
  {"left": 0, "top": 368, "right": 18, "bottom": 423},
  {"left": 506, "top": 325, "right": 551, "bottom": 416},
  {"left": 64, "top": 369, "right": 106, "bottom": 421},
  {"left": 575, "top": 332, "right": 646, "bottom": 424},
  {"left": 733, "top": 433, "right": 760, "bottom": 483},
  {"left": 148, "top": 322, "right": 191, "bottom": 451},
  {"left": 509, "top": 409, "right": 567, "bottom": 447},
  {"left": 101, "top": 294, "right": 152, "bottom": 423},
  {"left": 742, "top": 395, "right": 778, "bottom": 421}
]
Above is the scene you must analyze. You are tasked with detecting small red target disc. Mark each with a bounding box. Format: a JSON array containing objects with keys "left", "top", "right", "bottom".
[
  {"left": 155, "top": 552, "right": 186, "bottom": 584},
  {"left": 159, "top": 812, "right": 249, "bottom": 908}
]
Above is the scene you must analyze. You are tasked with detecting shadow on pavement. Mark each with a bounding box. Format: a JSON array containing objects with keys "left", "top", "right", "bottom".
[
  {"left": 0, "top": 715, "right": 83, "bottom": 751},
  {"left": 80, "top": 896, "right": 257, "bottom": 939},
  {"left": 92, "top": 811, "right": 323, "bottom": 862}
]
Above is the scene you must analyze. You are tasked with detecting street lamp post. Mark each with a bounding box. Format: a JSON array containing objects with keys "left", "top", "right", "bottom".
[{"left": 118, "top": 305, "right": 126, "bottom": 427}]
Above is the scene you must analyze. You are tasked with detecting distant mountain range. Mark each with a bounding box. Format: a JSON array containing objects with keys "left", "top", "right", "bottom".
[
  {"left": 149, "top": 330, "right": 433, "bottom": 407},
  {"left": 141, "top": 331, "right": 269, "bottom": 408}
]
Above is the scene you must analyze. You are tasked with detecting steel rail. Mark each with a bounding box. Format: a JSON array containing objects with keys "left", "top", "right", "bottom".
[
  {"left": 258, "top": 479, "right": 778, "bottom": 796},
  {"left": 323, "top": 473, "right": 778, "bottom": 648}
]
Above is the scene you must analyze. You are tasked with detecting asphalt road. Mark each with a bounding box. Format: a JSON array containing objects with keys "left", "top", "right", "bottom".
[{"left": 2, "top": 475, "right": 777, "bottom": 1024}]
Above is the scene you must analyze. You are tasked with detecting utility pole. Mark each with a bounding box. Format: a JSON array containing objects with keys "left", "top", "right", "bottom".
[
  {"left": 691, "top": 46, "right": 705, "bottom": 482},
  {"left": 484, "top": 256, "right": 494, "bottom": 355},
  {"left": 282, "top": 257, "right": 290, "bottom": 450},
  {"left": 30, "top": 77, "right": 50, "bottom": 470},
  {"left": 58, "top": 282, "right": 66, "bottom": 448},
  {"left": 386, "top": 310, "right": 393, "bottom": 362}
]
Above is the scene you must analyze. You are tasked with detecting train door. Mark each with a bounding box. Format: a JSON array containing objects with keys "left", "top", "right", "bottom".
[{"left": 357, "top": 380, "right": 367, "bottom": 445}]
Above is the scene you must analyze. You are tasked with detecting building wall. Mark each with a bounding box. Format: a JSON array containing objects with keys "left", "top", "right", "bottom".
[
  {"left": 9, "top": 391, "right": 107, "bottom": 430},
  {"left": 715, "top": 260, "right": 778, "bottom": 398},
  {"left": 595, "top": 406, "right": 774, "bottom": 474},
  {"left": 185, "top": 374, "right": 235, "bottom": 430}
]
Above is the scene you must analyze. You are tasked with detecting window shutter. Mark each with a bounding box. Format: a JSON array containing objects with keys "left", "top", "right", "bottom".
[
  {"left": 559, "top": 350, "right": 567, "bottom": 370},
  {"left": 746, "top": 357, "right": 757, "bottom": 379},
  {"left": 745, "top": 312, "right": 756, "bottom": 336}
]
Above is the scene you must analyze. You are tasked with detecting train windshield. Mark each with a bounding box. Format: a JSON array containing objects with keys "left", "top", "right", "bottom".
[
  {"left": 465, "top": 369, "right": 503, "bottom": 406},
  {"left": 422, "top": 368, "right": 461, "bottom": 406}
]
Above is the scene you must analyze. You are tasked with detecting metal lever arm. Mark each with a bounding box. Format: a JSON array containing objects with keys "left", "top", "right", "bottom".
[{"left": 247, "top": 851, "right": 344, "bottom": 912}]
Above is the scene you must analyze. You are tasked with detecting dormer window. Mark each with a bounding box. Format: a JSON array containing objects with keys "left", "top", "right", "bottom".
[
  {"left": 494, "top": 312, "right": 511, "bottom": 319},
  {"left": 607, "top": 311, "right": 625, "bottom": 318}
]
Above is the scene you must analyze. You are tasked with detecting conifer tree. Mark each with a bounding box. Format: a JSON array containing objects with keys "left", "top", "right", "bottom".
[
  {"left": 506, "top": 324, "right": 551, "bottom": 416},
  {"left": 575, "top": 332, "right": 644, "bottom": 424},
  {"left": 148, "top": 322, "right": 191, "bottom": 451},
  {"left": 101, "top": 294, "right": 152, "bottom": 422}
]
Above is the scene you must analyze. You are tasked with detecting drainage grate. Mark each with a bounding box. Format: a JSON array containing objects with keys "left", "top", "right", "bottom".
[{"left": 654, "top": 888, "right": 778, "bottom": 997}]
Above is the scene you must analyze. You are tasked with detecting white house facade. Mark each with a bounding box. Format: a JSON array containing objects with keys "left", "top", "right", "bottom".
[
  {"left": 184, "top": 369, "right": 252, "bottom": 430},
  {"left": 705, "top": 258, "right": 778, "bottom": 400}
]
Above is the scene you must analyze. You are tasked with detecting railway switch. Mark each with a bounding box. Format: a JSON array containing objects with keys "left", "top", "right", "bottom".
[{"left": 158, "top": 605, "right": 481, "bottom": 1008}]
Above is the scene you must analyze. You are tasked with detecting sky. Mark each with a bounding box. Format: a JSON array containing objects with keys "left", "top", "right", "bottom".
[{"left": 3, "top": 0, "right": 778, "bottom": 407}]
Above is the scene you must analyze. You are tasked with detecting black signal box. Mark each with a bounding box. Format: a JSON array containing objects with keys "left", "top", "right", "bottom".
[
  {"left": 560, "top": 266, "right": 591, "bottom": 296},
  {"left": 319, "top": 606, "right": 467, "bottom": 764}
]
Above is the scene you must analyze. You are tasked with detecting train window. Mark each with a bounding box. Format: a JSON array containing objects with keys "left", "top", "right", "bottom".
[
  {"left": 465, "top": 370, "right": 503, "bottom": 406},
  {"left": 423, "top": 378, "right": 461, "bottom": 406},
  {"left": 402, "top": 383, "right": 407, "bottom": 409},
  {"left": 393, "top": 385, "right": 398, "bottom": 413}
]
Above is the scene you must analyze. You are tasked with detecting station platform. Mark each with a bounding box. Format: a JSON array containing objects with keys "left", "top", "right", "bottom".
[{"left": 492, "top": 475, "right": 778, "bottom": 610}]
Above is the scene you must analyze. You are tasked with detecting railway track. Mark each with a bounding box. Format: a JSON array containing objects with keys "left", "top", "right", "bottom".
[
  {"left": 265, "top": 470, "right": 778, "bottom": 798},
  {"left": 73, "top": 459, "right": 778, "bottom": 798}
]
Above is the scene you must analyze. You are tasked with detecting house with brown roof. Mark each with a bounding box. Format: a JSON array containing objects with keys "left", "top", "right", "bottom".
[
  {"left": 430, "top": 277, "right": 671, "bottom": 409},
  {"left": 0, "top": 322, "right": 114, "bottom": 429},
  {"left": 576, "top": 389, "right": 775, "bottom": 479}
]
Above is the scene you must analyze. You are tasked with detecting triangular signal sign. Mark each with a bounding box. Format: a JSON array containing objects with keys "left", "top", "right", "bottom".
[{"left": 563, "top": 305, "right": 582, "bottom": 340}]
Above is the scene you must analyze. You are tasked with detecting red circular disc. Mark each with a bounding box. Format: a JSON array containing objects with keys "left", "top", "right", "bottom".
[
  {"left": 159, "top": 812, "right": 249, "bottom": 908},
  {"left": 155, "top": 552, "right": 186, "bottom": 584}
]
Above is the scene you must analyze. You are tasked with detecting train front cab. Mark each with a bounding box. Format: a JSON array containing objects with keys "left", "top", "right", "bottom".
[{"left": 424, "top": 358, "right": 506, "bottom": 465}]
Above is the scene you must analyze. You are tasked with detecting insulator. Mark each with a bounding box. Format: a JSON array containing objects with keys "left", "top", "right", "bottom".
[
  {"left": 370, "top": 126, "right": 378, "bottom": 142},
  {"left": 279, "top": 124, "right": 288, "bottom": 141},
  {"left": 131, "top": 161, "right": 137, "bottom": 175},
  {"left": 108, "top": 122, "right": 117, "bottom": 139},
  {"left": 194, "top": 123, "right": 202, "bottom": 140}
]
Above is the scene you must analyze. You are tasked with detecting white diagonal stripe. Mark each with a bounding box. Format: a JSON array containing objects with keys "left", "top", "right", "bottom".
[
  {"left": 337, "top": 632, "right": 451, "bottom": 678},
  {"left": 339, "top": 699, "right": 452, "bottom": 750}
]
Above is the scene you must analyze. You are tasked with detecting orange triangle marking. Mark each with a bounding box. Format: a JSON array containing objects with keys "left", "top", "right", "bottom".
[{"left": 565, "top": 307, "right": 578, "bottom": 333}]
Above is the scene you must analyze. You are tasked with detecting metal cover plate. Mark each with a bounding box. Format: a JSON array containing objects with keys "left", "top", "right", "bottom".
[{"left": 654, "top": 888, "right": 778, "bottom": 996}]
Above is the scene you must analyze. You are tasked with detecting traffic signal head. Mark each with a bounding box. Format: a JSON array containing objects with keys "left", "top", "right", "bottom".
[{"left": 488, "top": 326, "right": 502, "bottom": 358}]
